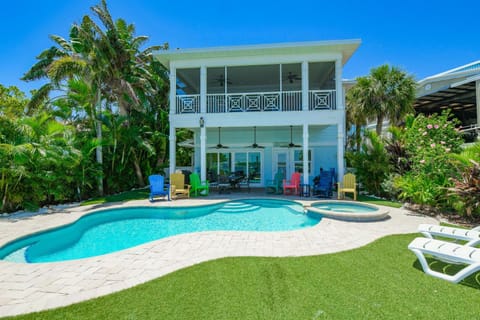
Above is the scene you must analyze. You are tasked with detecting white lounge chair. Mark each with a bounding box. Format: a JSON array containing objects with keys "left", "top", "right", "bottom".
[
  {"left": 418, "top": 224, "right": 480, "bottom": 247},
  {"left": 408, "top": 237, "right": 480, "bottom": 283}
]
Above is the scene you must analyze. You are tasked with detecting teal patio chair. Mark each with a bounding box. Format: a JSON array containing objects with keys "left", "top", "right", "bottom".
[
  {"left": 148, "top": 175, "right": 170, "bottom": 201},
  {"left": 265, "top": 172, "right": 284, "bottom": 194},
  {"left": 189, "top": 173, "right": 209, "bottom": 196}
]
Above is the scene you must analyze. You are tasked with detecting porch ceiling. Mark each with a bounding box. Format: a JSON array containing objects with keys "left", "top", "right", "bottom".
[
  {"left": 186, "top": 125, "right": 333, "bottom": 148},
  {"left": 414, "top": 81, "right": 477, "bottom": 124}
]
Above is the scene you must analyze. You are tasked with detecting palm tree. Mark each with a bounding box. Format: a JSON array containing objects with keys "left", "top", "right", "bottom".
[
  {"left": 87, "top": 0, "right": 169, "bottom": 186},
  {"left": 23, "top": 0, "right": 169, "bottom": 192},
  {"left": 22, "top": 18, "right": 107, "bottom": 194},
  {"left": 346, "top": 64, "right": 416, "bottom": 136},
  {"left": 88, "top": 0, "right": 168, "bottom": 116}
]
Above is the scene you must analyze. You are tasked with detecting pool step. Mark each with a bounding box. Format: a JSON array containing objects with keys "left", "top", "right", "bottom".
[{"left": 217, "top": 202, "right": 261, "bottom": 214}]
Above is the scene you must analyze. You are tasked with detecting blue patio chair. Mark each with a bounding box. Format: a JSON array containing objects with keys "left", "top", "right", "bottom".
[
  {"left": 312, "top": 170, "right": 333, "bottom": 198},
  {"left": 148, "top": 175, "right": 170, "bottom": 201}
]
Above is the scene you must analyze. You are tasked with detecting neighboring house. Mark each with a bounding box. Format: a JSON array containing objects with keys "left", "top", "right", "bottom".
[
  {"left": 414, "top": 61, "right": 480, "bottom": 140},
  {"left": 155, "top": 39, "right": 361, "bottom": 187}
]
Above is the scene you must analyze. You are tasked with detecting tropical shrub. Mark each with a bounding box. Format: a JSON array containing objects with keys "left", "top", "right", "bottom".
[
  {"left": 395, "top": 111, "right": 463, "bottom": 208},
  {"left": 346, "top": 130, "right": 391, "bottom": 196},
  {"left": 0, "top": 113, "right": 81, "bottom": 212},
  {"left": 447, "top": 143, "right": 480, "bottom": 217},
  {"left": 449, "top": 160, "right": 480, "bottom": 217}
]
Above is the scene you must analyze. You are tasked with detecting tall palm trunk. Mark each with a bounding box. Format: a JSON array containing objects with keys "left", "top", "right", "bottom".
[
  {"left": 95, "top": 90, "right": 104, "bottom": 196},
  {"left": 376, "top": 114, "right": 384, "bottom": 136},
  {"left": 132, "top": 151, "right": 145, "bottom": 187}
]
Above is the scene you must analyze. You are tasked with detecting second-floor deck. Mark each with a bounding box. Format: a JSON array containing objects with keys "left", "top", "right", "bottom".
[{"left": 175, "top": 89, "right": 336, "bottom": 114}]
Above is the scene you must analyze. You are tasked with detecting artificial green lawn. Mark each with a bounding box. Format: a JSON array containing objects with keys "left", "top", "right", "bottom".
[
  {"left": 81, "top": 189, "right": 150, "bottom": 206},
  {"left": 6, "top": 234, "right": 480, "bottom": 320},
  {"left": 357, "top": 194, "right": 403, "bottom": 208}
]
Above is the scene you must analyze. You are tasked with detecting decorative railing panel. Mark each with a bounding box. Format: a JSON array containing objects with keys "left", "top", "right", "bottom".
[
  {"left": 176, "top": 95, "right": 200, "bottom": 113},
  {"left": 308, "top": 90, "right": 336, "bottom": 110},
  {"left": 205, "top": 91, "right": 298, "bottom": 113}
]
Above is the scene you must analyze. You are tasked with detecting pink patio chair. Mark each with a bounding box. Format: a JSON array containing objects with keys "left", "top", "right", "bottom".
[{"left": 283, "top": 172, "right": 301, "bottom": 195}]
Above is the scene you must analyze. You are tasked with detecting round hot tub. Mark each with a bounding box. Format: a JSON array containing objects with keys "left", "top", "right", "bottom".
[{"left": 306, "top": 200, "right": 389, "bottom": 221}]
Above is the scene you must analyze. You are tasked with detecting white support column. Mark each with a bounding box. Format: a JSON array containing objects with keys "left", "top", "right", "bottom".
[
  {"left": 169, "top": 125, "right": 176, "bottom": 176},
  {"left": 335, "top": 58, "right": 343, "bottom": 110},
  {"left": 476, "top": 80, "right": 480, "bottom": 129},
  {"left": 337, "top": 123, "right": 345, "bottom": 182},
  {"left": 301, "top": 61, "right": 309, "bottom": 111},
  {"left": 200, "top": 66, "right": 207, "bottom": 114},
  {"left": 169, "top": 64, "right": 176, "bottom": 114},
  {"left": 200, "top": 126, "right": 207, "bottom": 181},
  {"left": 302, "top": 124, "right": 309, "bottom": 184}
]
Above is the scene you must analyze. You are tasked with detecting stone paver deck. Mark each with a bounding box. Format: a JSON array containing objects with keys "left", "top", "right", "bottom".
[{"left": 0, "top": 195, "right": 437, "bottom": 317}]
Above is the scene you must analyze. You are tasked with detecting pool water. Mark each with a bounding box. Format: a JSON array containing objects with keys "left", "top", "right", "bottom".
[
  {"left": 0, "top": 199, "right": 320, "bottom": 263},
  {"left": 312, "top": 202, "right": 378, "bottom": 213}
]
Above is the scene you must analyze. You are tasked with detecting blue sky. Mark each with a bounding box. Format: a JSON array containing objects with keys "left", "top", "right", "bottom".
[{"left": 0, "top": 0, "right": 478, "bottom": 95}]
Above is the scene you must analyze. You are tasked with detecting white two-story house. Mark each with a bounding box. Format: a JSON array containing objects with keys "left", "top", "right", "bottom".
[{"left": 155, "top": 39, "right": 361, "bottom": 187}]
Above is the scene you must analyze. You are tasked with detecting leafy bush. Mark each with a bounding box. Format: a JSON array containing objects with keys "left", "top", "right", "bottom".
[
  {"left": 0, "top": 114, "right": 81, "bottom": 212},
  {"left": 449, "top": 160, "right": 480, "bottom": 217},
  {"left": 395, "top": 111, "right": 463, "bottom": 208},
  {"left": 346, "top": 130, "right": 391, "bottom": 196}
]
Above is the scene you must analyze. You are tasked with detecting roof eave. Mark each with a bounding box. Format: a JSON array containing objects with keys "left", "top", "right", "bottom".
[{"left": 155, "top": 39, "right": 361, "bottom": 69}]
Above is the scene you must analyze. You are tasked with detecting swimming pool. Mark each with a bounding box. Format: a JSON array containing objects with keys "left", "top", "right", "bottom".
[
  {"left": 0, "top": 199, "right": 320, "bottom": 263},
  {"left": 306, "top": 201, "right": 389, "bottom": 221}
]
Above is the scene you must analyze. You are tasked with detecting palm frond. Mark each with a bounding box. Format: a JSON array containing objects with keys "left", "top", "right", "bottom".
[
  {"left": 91, "top": 0, "right": 116, "bottom": 35},
  {"left": 49, "top": 34, "right": 73, "bottom": 52},
  {"left": 47, "top": 57, "right": 87, "bottom": 84},
  {"left": 27, "top": 83, "right": 53, "bottom": 110}
]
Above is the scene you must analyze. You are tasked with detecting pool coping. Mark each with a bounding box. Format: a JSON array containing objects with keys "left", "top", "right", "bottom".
[
  {"left": 0, "top": 195, "right": 437, "bottom": 317},
  {"left": 305, "top": 200, "right": 390, "bottom": 222}
]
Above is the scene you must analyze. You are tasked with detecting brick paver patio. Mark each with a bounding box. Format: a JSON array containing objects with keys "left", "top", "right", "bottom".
[{"left": 0, "top": 195, "right": 437, "bottom": 317}]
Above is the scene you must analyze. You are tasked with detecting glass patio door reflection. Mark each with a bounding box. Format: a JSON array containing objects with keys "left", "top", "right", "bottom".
[{"left": 273, "top": 150, "right": 289, "bottom": 180}]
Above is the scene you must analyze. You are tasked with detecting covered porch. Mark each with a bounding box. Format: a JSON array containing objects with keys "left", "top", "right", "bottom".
[{"left": 170, "top": 123, "right": 344, "bottom": 188}]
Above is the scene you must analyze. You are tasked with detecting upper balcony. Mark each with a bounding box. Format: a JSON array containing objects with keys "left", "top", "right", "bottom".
[{"left": 174, "top": 62, "right": 337, "bottom": 114}]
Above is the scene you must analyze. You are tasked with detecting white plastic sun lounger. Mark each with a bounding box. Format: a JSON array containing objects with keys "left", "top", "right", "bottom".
[
  {"left": 408, "top": 237, "right": 480, "bottom": 283},
  {"left": 418, "top": 224, "right": 480, "bottom": 247}
]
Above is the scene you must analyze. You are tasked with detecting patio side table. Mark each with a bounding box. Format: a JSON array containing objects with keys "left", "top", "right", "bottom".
[{"left": 299, "top": 184, "right": 311, "bottom": 197}]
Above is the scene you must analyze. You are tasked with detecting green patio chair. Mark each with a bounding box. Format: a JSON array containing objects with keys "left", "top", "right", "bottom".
[
  {"left": 265, "top": 172, "right": 284, "bottom": 194},
  {"left": 189, "top": 173, "right": 209, "bottom": 196}
]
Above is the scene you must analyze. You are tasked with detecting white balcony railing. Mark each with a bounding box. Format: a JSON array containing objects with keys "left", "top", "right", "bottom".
[
  {"left": 206, "top": 91, "right": 302, "bottom": 113},
  {"left": 175, "top": 90, "right": 335, "bottom": 114},
  {"left": 308, "top": 90, "right": 336, "bottom": 110},
  {"left": 176, "top": 95, "right": 200, "bottom": 114}
]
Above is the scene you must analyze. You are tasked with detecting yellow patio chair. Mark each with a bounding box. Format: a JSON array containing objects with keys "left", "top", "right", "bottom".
[
  {"left": 337, "top": 173, "right": 357, "bottom": 200},
  {"left": 170, "top": 172, "right": 190, "bottom": 199}
]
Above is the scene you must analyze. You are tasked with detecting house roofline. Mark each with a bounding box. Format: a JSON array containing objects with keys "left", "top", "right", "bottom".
[
  {"left": 417, "top": 60, "right": 480, "bottom": 85},
  {"left": 155, "top": 39, "right": 361, "bottom": 68}
]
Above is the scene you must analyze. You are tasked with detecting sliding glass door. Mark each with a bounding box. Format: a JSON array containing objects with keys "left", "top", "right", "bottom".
[{"left": 207, "top": 151, "right": 262, "bottom": 184}]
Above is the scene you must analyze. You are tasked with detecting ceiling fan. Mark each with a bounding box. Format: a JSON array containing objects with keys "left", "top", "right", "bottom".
[
  {"left": 210, "top": 127, "right": 229, "bottom": 149},
  {"left": 212, "top": 74, "right": 232, "bottom": 87},
  {"left": 281, "top": 126, "right": 301, "bottom": 148},
  {"left": 285, "top": 72, "right": 301, "bottom": 83},
  {"left": 245, "top": 127, "right": 265, "bottom": 149}
]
